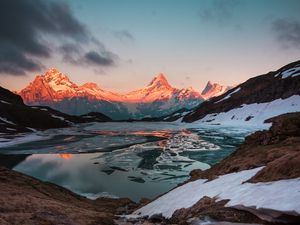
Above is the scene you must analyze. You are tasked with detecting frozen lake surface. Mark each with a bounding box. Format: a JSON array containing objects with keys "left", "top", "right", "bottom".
[{"left": 0, "top": 122, "right": 255, "bottom": 201}]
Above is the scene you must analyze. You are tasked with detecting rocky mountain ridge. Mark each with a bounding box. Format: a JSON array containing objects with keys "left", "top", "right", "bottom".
[
  {"left": 201, "top": 81, "right": 232, "bottom": 100},
  {"left": 18, "top": 69, "right": 227, "bottom": 119}
]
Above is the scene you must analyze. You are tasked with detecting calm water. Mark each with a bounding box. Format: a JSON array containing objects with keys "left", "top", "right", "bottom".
[{"left": 0, "top": 122, "right": 252, "bottom": 202}]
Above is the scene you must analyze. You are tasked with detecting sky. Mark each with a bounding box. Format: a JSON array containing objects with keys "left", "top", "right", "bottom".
[{"left": 0, "top": 0, "right": 300, "bottom": 93}]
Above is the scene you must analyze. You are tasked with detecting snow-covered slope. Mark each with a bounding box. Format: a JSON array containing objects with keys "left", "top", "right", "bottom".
[
  {"left": 196, "top": 95, "right": 300, "bottom": 128},
  {"left": 200, "top": 81, "right": 232, "bottom": 100},
  {"left": 18, "top": 69, "right": 204, "bottom": 119},
  {"left": 132, "top": 167, "right": 300, "bottom": 219},
  {"left": 183, "top": 60, "right": 300, "bottom": 127}
]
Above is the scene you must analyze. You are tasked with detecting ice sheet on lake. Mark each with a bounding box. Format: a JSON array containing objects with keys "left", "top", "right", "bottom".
[{"left": 0, "top": 133, "right": 52, "bottom": 148}]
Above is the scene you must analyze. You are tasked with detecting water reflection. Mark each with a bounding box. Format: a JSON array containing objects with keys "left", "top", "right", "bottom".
[
  {"left": 13, "top": 150, "right": 207, "bottom": 202},
  {"left": 0, "top": 122, "right": 251, "bottom": 202},
  {"left": 59, "top": 154, "right": 73, "bottom": 160}
]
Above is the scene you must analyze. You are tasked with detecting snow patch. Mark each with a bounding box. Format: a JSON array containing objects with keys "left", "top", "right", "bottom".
[
  {"left": 197, "top": 95, "right": 300, "bottom": 128},
  {"left": 280, "top": 65, "right": 300, "bottom": 79},
  {"left": 78, "top": 191, "right": 119, "bottom": 200},
  {"left": 0, "top": 117, "right": 16, "bottom": 125},
  {"left": 51, "top": 114, "right": 65, "bottom": 121},
  {"left": 215, "top": 87, "right": 241, "bottom": 103},
  {"left": 132, "top": 167, "right": 300, "bottom": 219},
  {"left": 0, "top": 100, "right": 11, "bottom": 104},
  {"left": 6, "top": 128, "right": 16, "bottom": 131},
  {"left": 26, "top": 127, "right": 38, "bottom": 132}
]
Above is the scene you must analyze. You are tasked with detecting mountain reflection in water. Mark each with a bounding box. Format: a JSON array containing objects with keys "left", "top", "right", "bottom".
[{"left": 0, "top": 122, "right": 252, "bottom": 201}]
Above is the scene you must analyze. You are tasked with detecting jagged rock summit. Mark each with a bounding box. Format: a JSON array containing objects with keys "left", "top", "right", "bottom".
[{"left": 18, "top": 69, "right": 204, "bottom": 119}]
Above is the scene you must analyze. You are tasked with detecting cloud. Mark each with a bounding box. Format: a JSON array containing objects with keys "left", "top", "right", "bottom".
[
  {"left": 84, "top": 51, "right": 116, "bottom": 66},
  {"left": 0, "top": 0, "right": 117, "bottom": 76},
  {"left": 59, "top": 43, "right": 82, "bottom": 64},
  {"left": 59, "top": 43, "right": 118, "bottom": 69},
  {"left": 198, "top": 0, "right": 240, "bottom": 25},
  {"left": 272, "top": 18, "right": 300, "bottom": 49},
  {"left": 113, "top": 30, "right": 135, "bottom": 42}
]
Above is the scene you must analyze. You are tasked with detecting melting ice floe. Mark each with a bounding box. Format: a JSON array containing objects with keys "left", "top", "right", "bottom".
[
  {"left": 131, "top": 167, "right": 300, "bottom": 219},
  {"left": 162, "top": 130, "right": 220, "bottom": 152}
]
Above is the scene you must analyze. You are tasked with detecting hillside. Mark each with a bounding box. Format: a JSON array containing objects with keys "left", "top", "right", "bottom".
[{"left": 182, "top": 60, "right": 300, "bottom": 127}]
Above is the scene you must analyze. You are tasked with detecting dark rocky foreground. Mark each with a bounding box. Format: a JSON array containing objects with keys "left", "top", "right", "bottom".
[{"left": 0, "top": 166, "right": 137, "bottom": 225}]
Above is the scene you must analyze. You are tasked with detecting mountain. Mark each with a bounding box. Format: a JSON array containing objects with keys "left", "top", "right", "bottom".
[
  {"left": 200, "top": 81, "right": 232, "bottom": 100},
  {"left": 0, "top": 86, "right": 111, "bottom": 134},
  {"left": 182, "top": 60, "right": 300, "bottom": 126},
  {"left": 18, "top": 69, "right": 204, "bottom": 119},
  {"left": 18, "top": 68, "right": 123, "bottom": 103}
]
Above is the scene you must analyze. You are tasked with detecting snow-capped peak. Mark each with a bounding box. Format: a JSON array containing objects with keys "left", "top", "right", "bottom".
[
  {"left": 40, "top": 68, "right": 77, "bottom": 93},
  {"left": 201, "top": 81, "right": 232, "bottom": 100},
  {"left": 43, "top": 68, "right": 66, "bottom": 80},
  {"left": 45, "top": 67, "right": 60, "bottom": 75},
  {"left": 19, "top": 68, "right": 203, "bottom": 112},
  {"left": 80, "top": 82, "right": 101, "bottom": 90},
  {"left": 147, "top": 73, "right": 172, "bottom": 89}
]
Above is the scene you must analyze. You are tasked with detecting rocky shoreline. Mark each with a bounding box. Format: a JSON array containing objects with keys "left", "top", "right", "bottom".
[{"left": 0, "top": 166, "right": 137, "bottom": 225}]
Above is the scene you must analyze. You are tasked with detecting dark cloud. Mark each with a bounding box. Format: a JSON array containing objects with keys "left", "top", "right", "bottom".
[
  {"left": 84, "top": 51, "right": 115, "bottom": 66},
  {"left": 59, "top": 43, "right": 117, "bottom": 68},
  {"left": 272, "top": 18, "right": 300, "bottom": 49},
  {"left": 59, "top": 43, "right": 82, "bottom": 64},
  {"left": 199, "top": 0, "right": 240, "bottom": 25},
  {"left": 0, "top": 0, "right": 117, "bottom": 76},
  {"left": 114, "top": 30, "right": 134, "bottom": 42}
]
